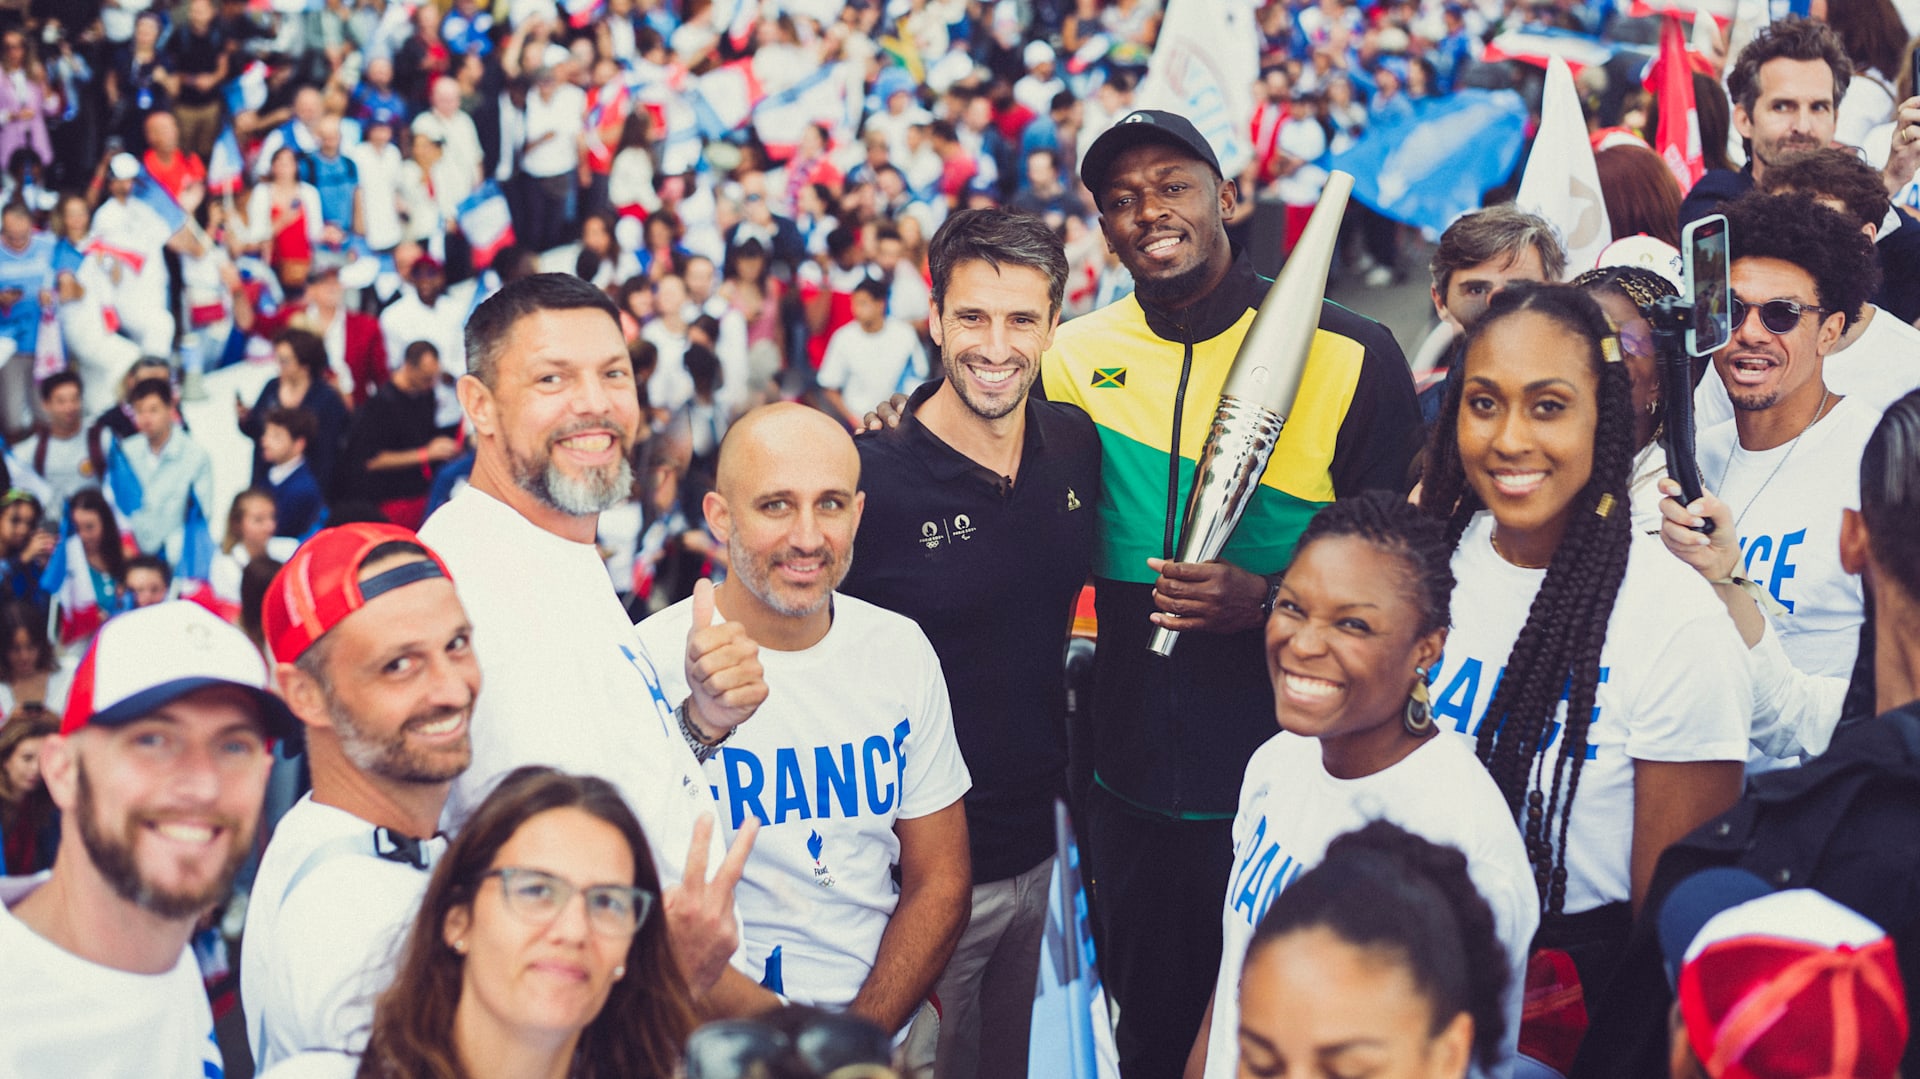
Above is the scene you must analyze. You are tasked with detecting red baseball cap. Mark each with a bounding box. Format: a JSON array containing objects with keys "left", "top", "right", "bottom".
[
  {"left": 63, "top": 601, "right": 300, "bottom": 742},
  {"left": 263, "top": 523, "right": 454, "bottom": 665},
  {"left": 1674, "top": 884, "right": 1908, "bottom": 1079}
]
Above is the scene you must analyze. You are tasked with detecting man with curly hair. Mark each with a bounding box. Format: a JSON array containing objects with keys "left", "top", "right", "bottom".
[
  {"left": 1693, "top": 192, "right": 1880, "bottom": 700},
  {"left": 1679, "top": 16, "right": 1851, "bottom": 227}
]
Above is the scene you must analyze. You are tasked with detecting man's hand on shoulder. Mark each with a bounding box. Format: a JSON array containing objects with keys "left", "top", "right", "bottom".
[
  {"left": 859, "top": 392, "right": 911, "bottom": 433},
  {"left": 1146, "top": 557, "right": 1268, "bottom": 636},
  {"left": 685, "top": 578, "right": 767, "bottom": 736}
]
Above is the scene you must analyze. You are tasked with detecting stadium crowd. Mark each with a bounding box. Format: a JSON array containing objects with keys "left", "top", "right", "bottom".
[{"left": 2, "top": 0, "right": 1920, "bottom": 1078}]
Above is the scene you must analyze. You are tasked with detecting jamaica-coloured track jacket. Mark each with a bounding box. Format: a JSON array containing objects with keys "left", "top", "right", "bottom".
[{"left": 1042, "top": 248, "right": 1421, "bottom": 817}]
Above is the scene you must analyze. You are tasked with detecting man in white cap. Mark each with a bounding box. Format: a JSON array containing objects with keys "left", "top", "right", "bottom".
[
  {"left": 89, "top": 152, "right": 199, "bottom": 360},
  {"left": 0, "top": 602, "right": 299, "bottom": 1078},
  {"left": 1014, "top": 41, "right": 1065, "bottom": 117}
]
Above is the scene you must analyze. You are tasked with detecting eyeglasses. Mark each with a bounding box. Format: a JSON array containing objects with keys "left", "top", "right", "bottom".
[
  {"left": 684, "top": 1016, "right": 899, "bottom": 1079},
  {"left": 482, "top": 867, "right": 655, "bottom": 937},
  {"left": 1731, "top": 295, "right": 1828, "bottom": 336}
]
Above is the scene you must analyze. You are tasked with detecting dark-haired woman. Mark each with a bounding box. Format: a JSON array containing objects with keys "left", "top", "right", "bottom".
[
  {"left": 1235, "top": 821, "right": 1514, "bottom": 1079},
  {"left": 1187, "top": 493, "right": 1537, "bottom": 1079},
  {"left": 1571, "top": 265, "right": 1678, "bottom": 534},
  {"left": 259, "top": 766, "right": 696, "bottom": 1079},
  {"left": 0, "top": 597, "right": 63, "bottom": 717},
  {"left": 1418, "top": 283, "right": 1750, "bottom": 1007},
  {"left": 238, "top": 328, "right": 351, "bottom": 494},
  {"left": 50, "top": 489, "right": 131, "bottom": 648}
]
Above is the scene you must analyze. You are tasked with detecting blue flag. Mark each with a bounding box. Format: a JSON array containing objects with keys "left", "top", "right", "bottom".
[
  {"left": 106, "top": 440, "right": 144, "bottom": 514},
  {"left": 36, "top": 512, "right": 71, "bottom": 596},
  {"left": 178, "top": 491, "right": 215, "bottom": 582},
  {"left": 1029, "top": 800, "right": 1119, "bottom": 1078},
  {"left": 1330, "top": 89, "right": 1530, "bottom": 236},
  {"left": 130, "top": 168, "right": 188, "bottom": 235}
]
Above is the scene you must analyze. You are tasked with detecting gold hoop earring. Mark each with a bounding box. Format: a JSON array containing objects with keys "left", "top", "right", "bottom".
[{"left": 1404, "top": 666, "right": 1433, "bottom": 735}]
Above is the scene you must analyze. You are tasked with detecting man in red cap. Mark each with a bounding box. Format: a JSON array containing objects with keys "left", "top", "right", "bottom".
[
  {"left": 0, "top": 601, "right": 298, "bottom": 1078},
  {"left": 241, "top": 522, "right": 478, "bottom": 1072}
]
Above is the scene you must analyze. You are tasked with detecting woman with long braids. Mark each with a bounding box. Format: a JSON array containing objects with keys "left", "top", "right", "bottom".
[
  {"left": 1417, "top": 284, "right": 1750, "bottom": 1011},
  {"left": 1186, "top": 493, "right": 1537, "bottom": 1079}
]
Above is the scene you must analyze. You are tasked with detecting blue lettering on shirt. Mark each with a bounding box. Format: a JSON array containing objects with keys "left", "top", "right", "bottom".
[
  {"left": 1740, "top": 529, "right": 1805, "bottom": 613},
  {"left": 712, "top": 720, "right": 916, "bottom": 829},
  {"left": 1226, "top": 814, "right": 1307, "bottom": 929},
  {"left": 1429, "top": 653, "right": 1607, "bottom": 760}
]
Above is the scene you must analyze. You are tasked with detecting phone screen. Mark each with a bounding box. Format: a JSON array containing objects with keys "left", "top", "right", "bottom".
[{"left": 1684, "top": 214, "right": 1731, "bottom": 357}]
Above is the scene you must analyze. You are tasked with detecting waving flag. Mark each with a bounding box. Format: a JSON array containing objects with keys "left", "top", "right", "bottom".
[
  {"left": 1332, "top": 89, "right": 1530, "bottom": 235},
  {"left": 1132, "top": 0, "right": 1260, "bottom": 177},
  {"left": 753, "top": 64, "right": 859, "bottom": 160},
  {"left": 564, "top": 0, "right": 604, "bottom": 28},
  {"left": 208, "top": 129, "right": 245, "bottom": 197},
  {"left": 456, "top": 183, "right": 516, "bottom": 269},
  {"left": 177, "top": 491, "right": 215, "bottom": 583},
  {"left": 106, "top": 439, "right": 144, "bottom": 515},
  {"left": 1029, "top": 801, "right": 1120, "bottom": 1079},
  {"left": 1517, "top": 56, "right": 1612, "bottom": 275},
  {"left": 131, "top": 167, "right": 189, "bottom": 234},
  {"left": 36, "top": 513, "right": 71, "bottom": 597},
  {"left": 224, "top": 60, "right": 270, "bottom": 116},
  {"left": 1648, "top": 14, "right": 1706, "bottom": 193},
  {"left": 1482, "top": 27, "right": 1617, "bottom": 77},
  {"left": 687, "top": 59, "right": 766, "bottom": 139}
]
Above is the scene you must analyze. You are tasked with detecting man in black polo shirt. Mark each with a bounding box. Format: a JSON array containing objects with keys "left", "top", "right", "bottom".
[
  {"left": 340, "top": 341, "right": 460, "bottom": 528},
  {"left": 841, "top": 208, "right": 1100, "bottom": 1079}
]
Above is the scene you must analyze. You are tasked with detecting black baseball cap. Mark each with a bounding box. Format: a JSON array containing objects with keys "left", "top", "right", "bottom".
[{"left": 1080, "top": 109, "right": 1223, "bottom": 208}]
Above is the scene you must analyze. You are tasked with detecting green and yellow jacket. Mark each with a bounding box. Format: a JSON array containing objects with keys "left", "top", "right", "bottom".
[{"left": 1043, "top": 248, "right": 1421, "bottom": 817}]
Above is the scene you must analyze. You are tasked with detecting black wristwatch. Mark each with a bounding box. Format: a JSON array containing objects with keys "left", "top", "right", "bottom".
[{"left": 1262, "top": 576, "right": 1282, "bottom": 618}]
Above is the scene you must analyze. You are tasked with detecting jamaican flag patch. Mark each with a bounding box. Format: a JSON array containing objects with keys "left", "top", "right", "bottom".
[{"left": 1091, "top": 367, "right": 1127, "bottom": 388}]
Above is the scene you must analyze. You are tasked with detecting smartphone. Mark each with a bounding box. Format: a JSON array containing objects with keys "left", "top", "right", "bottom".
[{"left": 1684, "top": 214, "right": 1731, "bottom": 357}]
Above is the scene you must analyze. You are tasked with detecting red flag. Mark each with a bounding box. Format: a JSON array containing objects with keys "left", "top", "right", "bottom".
[{"left": 1649, "top": 14, "right": 1705, "bottom": 193}]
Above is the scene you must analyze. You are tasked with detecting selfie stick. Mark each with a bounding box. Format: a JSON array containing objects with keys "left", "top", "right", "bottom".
[
  {"left": 1648, "top": 294, "right": 1714, "bottom": 534},
  {"left": 1146, "top": 172, "right": 1354, "bottom": 658}
]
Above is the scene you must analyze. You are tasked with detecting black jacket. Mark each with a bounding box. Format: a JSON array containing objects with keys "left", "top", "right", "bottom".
[{"left": 1571, "top": 701, "right": 1920, "bottom": 1079}]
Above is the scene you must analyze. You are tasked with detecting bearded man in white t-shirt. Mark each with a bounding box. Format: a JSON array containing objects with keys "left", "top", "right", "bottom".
[
  {"left": 421, "top": 272, "right": 776, "bottom": 1020},
  {"left": 0, "top": 602, "right": 298, "bottom": 1079},
  {"left": 241, "top": 523, "right": 479, "bottom": 1071},
  {"left": 1694, "top": 193, "right": 1881, "bottom": 698},
  {"left": 634, "top": 404, "right": 972, "bottom": 1046}
]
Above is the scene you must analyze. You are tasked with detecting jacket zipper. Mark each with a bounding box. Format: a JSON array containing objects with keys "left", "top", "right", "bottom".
[{"left": 1163, "top": 328, "right": 1196, "bottom": 560}]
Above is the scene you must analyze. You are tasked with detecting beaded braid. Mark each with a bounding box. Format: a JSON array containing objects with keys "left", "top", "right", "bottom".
[{"left": 1417, "top": 285, "right": 1637, "bottom": 917}]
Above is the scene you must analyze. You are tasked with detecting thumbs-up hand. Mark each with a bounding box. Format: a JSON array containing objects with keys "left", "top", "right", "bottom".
[{"left": 684, "top": 578, "right": 767, "bottom": 739}]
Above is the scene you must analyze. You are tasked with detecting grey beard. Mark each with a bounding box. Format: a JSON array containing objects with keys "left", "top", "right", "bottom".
[{"left": 514, "top": 453, "right": 636, "bottom": 516}]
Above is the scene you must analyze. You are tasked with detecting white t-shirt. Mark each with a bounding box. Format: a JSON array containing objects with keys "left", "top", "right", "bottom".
[
  {"left": 18, "top": 430, "right": 93, "bottom": 509},
  {"left": 1202, "top": 733, "right": 1538, "bottom": 1079},
  {"left": 1430, "top": 515, "right": 1751, "bottom": 913},
  {"left": 634, "top": 593, "right": 972, "bottom": 1009},
  {"left": 521, "top": 83, "right": 587, "bottom": 178},
  {"left": 816, "top": 319, "right": 928, "bottom": 419},
  {"left": 241, "top": 796, "right": 445, "bottom": 1071},
  {"left": 420, "top": 488, "right": 732, "bottom": 899},
  {"left": 1696, "top": 397, "right": 1873, "bottom": 679},
  {"left": 0, "top": 873, "right": 226, "bottom": 1079},
  {"left": 1694, "top": 309, "right": 1920, "bottom": 429},
  {"left": 257, "top": 1051, "right": 358, "bottom": 1079}
]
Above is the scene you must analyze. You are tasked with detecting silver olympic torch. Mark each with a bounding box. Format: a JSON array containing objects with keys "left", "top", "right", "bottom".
[{"left": 1148, "top": 171, "right": 1355, "bottom": 657}]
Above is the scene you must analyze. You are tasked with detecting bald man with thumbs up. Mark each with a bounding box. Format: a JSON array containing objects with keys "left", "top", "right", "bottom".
[
  {"left": 636, "top": 403, "right": 974, "bottom": 1061},
  {"left": 420, "top": 273, "right": 775, "bottom": 1019}
]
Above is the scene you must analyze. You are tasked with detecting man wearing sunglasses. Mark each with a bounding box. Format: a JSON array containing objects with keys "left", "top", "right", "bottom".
[
  {"left": 242, "top": 523, "right": 482, "bottom": 1072},
  {"left": 1691, "top": 192, "right": 1881, "bottom": 725}
]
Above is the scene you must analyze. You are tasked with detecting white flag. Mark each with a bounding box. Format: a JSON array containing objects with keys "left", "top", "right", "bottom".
[
  {"left": 1516, "top": 56, "right": 1611, "bottom": 277},
  {"left": 1133, "top": 0, "right": 1259, "bottom": 178}
]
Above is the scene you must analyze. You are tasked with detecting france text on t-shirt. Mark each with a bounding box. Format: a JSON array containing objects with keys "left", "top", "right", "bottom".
[{"left": 1431, "top": 515, "right": 1750, "bottom": 913}]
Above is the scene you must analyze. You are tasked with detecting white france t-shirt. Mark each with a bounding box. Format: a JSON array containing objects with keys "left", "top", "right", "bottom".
[
  {"left": 1202, "top": 732, "right": 1538, "bottom": 1079},
  {"left": 635, "top": 592, "right": 972, "bottom": 1010},
  {"left": 0, "top": 873, "right": 228, "bottom": 1079},
  {"left": 1430, "top": 514, "right": 1751, "bottom": 913},
  {"left": 1696, "top": 398, "right": 1873, "bottom": 680}
]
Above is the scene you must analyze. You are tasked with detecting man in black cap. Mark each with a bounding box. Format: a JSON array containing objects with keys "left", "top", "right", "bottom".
[{"left": 1047, "top": 108, "right": 1420, "bottom": 1077}]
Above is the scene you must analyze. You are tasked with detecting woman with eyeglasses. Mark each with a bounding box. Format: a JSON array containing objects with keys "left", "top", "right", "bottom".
[
  {"left": 1418, "top": 283, "right": 1751, "bottom": 1061},
  {"left": 260, "top": 766, "right": 696, "bottom": 1079}
]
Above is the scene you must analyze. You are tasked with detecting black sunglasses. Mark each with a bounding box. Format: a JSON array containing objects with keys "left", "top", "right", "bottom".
[{"left": 1731, "top": 295, "right": 1828, "bottom": 336}]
